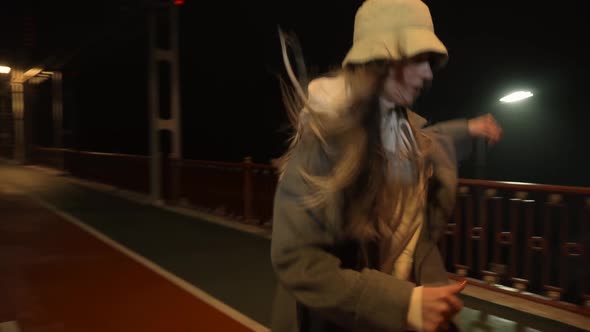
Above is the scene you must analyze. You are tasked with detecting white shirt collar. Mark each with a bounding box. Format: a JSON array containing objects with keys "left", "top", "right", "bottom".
[{"left": 379, "top": 97, "right": 397, "bottom": 115}]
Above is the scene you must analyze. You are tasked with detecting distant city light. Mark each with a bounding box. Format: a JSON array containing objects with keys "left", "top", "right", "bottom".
[
  {"left": 174, "top": 0, "right": 184, "bottom": 5},
  {"left": 500, "top": 91, "right": 534, "bottom": 103},
  {"left": 0, "top": 66, "right": 11, "bottom": 74}
]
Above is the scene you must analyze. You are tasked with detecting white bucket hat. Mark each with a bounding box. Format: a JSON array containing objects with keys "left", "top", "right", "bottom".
[{"left": 342, "top": 0, "right": 448, "bottom": 68}]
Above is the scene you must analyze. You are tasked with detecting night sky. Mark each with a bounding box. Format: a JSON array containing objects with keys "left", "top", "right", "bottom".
[{"left": 0, "top": 0, "right": 588, "bottom": 186}]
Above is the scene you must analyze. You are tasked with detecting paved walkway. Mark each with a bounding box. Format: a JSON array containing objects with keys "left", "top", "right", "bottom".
[
  {"left": 1, "top": 162, "right": 588, "bottom": 331},
  {"left": 0, "top": 189, "right": 264, "bottom": 332}
]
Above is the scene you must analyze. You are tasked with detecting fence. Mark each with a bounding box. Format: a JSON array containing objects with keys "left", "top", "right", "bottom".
[{"left": 29, "top": 146, "right": 590, "bottom": 315}]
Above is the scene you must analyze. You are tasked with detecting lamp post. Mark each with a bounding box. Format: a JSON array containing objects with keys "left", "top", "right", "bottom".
[
  {"left": 475, "top": 90, "right": 534, "bottom": 180},
  {"left": 474, "top": 89, "right": 535, "bottom": 275}
]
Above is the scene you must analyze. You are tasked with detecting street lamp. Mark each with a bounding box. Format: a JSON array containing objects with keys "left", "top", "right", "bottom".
[
  {"left": 476, "top": 89, "right": 535, "bottom": 180},
  {"left": 0, "top": 66, "right": 11, "bottom": 74},
  {"left": 500, "top": 91, "right": 534, "bottom": 103}
]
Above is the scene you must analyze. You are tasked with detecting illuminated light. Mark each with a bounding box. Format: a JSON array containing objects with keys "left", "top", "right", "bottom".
[
  {"left": 499, "top": 91, "right": 534, "bottom": 103},
  {"left": 174, "top": 0, "right": 184, "bottom": 5},
  {"left": 0, "top": 66, "right": 11, "bottom": 74},
  {"left": 24, "top": 67, "right": 43, "bottom": 77}
]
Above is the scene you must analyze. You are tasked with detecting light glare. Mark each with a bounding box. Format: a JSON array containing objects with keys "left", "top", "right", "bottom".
[{"left": 500, "top": 91, "right": 533, "bottom": 103}]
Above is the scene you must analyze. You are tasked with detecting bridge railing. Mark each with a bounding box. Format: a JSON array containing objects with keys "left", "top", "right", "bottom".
[
  {"left": 28, "top": 146, "right": 590, "bottom": 315},
  {"left": 444, "top": 179, "right": 590, "bottom": 315}
]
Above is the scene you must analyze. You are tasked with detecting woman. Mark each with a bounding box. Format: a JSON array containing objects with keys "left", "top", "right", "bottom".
[{"left": 271, "top": 0, "right": 502, "bottom": 331}]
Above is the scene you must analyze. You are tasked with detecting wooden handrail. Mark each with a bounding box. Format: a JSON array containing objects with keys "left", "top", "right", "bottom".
[
  {"left": 459, "top": 178, "right": 590, "bottom": 195},
  {"left": 32, "top": 146, "right": 149, "bottom": 160},
  {"left": 30, "top": 146, "right": 590, "bottom": 193}
]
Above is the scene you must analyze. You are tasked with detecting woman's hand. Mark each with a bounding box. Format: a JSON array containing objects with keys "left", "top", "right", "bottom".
[
  {"left": 422, "top": 280, "right": 466, "bottom": 332},
  {"left": 468, "top": 113, "right": 503, "bottom": 145}
]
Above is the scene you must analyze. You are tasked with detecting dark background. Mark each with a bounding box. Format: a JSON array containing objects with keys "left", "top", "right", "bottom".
[{"left": 0, "top": 0, "right": 588, "bottom": 186}]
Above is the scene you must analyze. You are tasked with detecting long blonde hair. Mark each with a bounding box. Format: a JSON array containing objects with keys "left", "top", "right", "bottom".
[{"left": 276, "top": 34, "right": 432, "bottom": 246}]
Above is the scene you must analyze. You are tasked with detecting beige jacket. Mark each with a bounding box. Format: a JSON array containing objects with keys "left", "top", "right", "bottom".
[{"left": 270, "top": 75, "right": 472, "bottom": 332}]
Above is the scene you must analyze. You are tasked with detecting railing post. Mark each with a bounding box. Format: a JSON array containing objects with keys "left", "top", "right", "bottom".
[
  {"left": 465, "top": 186, "right": 477, "bottom": 278},
  {"left": 484, "top": 194, "right": 503, "bottom": 284},
  {"left": 584, "top": 197, "right": 590, "bottom": 309},
  {"left": 543, "top": 194, "right": 562, "bottom": 301},
  {"left": 243, "top": 156, "right": 254, "bottom": 223},
  {"left": 456, "top": 186, "right": 471, "bottom": 277},
  {"left": 513, "top": 199, "right": 534, "bottom": 292}
]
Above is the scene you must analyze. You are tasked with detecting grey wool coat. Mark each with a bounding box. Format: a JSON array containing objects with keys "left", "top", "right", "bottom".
[{"left": 270, "top": 87, "right": 472, "bottom": 332}]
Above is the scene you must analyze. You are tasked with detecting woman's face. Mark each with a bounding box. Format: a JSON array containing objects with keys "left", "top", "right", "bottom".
[{"left": 381, "top": 53, "right": 433, "bottom": 107}]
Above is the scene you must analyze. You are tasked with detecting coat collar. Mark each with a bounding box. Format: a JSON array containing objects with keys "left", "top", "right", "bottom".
[{"left": 407, "top": 110, "right": 428, "bottom": 129}]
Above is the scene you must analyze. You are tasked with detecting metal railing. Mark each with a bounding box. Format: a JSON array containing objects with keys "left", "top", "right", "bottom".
[
  {"left": 445, "top": 179, "right": 590, "bottom": 314},
  {"left": 28, "top": 146, "right": 590, "bottom": 315},
  {"left": 30, "top": 147, "right": 150, "bottom": 194}
]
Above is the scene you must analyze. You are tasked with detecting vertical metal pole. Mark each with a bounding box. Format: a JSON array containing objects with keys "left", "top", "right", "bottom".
[
  {"left": 475, "top": 137, "right": 487, "bottom": 180},
  {"left": 148, "top": 1, "right": 182, "bottom": 204},
  {"left": 168, "top": 4, "right": 182, "bottom": 202},
  {"left": 170, "top": 5, "right": 181, "bottom": 160},
  {"left": 148, "top": 5, "right": 162, "bottom": 204},
  {"left": 52, "top": 71, "right": 64, "bottom": 169},
  {"left": 475, "top": 136, "right": 487, "bottom": 261}
]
